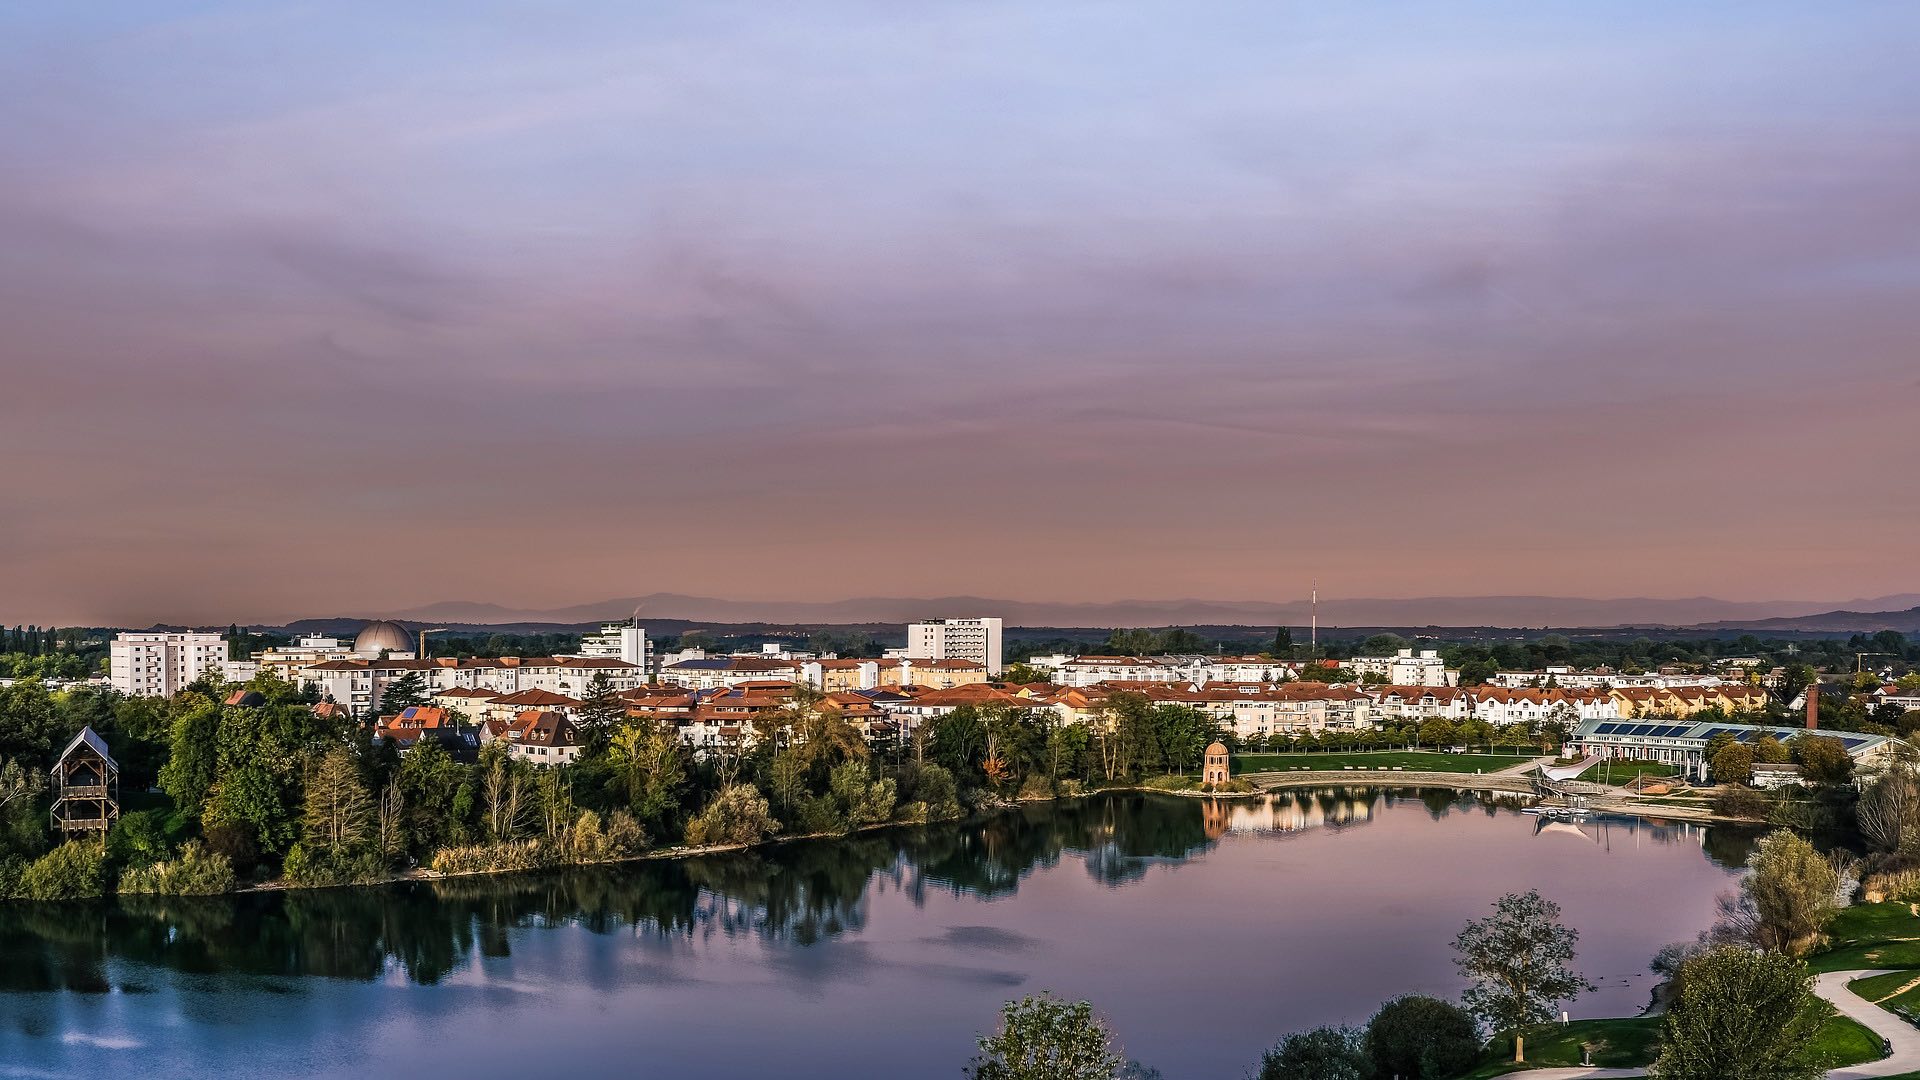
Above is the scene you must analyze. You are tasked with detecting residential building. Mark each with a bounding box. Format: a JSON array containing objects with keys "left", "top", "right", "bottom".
[
  {"left": 1488, "top": 668, "right": 1738, "bottom": 690},
  {"left": 1609, "top": 685, "right": 1770, "bottom": 719},
  {"left": 1051, "top": 656, "right": 1175, "bottom": 687},
  {"left": 576, "top": 622, "right": 650, "bottom": 669},
  {"left": 901, "top": 617, "right": 1004, "bottom": 675},
  {"left": 1366, "top": 685, "right": 1472, "bottom": 722},
  {"left": 802, "top": 657, "right": 990, "bottom": 691},
  {"left": 1875, "top": 686, "right": 1920, "bottom": 714},
  {"left": 660, "top": 656, "right": 804, "bottom": 689},
  {"left": 1347, "top": 649, "right": 1455, "bottom": 687},
  {"left": 1468, "top": 687, "right": 1617, "bottom": 725},
  {"left": 109, "top": 631, "right": 229, "bottom": 697},
  {"left": 374, "top": 706, "right": 457, "bottom": 750},
  {"left": 490, "top": 709, "right": 584, "bottom": 766}
]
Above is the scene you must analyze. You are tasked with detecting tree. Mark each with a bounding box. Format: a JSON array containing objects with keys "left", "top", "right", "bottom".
[
  {"left": 1790, "top": 734, "right": 1853, "bottom": 786},
  {"left": 1711, "top": 742, "right": 1754, "bottom": 785},
  {"left": 968, "top": 994, "right": 1124, "bottom": 1080},
  {"left": 684, "top": 784, "right": 776, "bottom": 847},
  {"left": 1362, "top": 995, "right": 1480, "bottom": 1080},
  {"left": 1258, "top": 1026, "right": 1367, "bottom": 1080},
  {"left": 1452, "top": 890, "right": 1595, "bottom": 1062},
  {"left": 0, "top": 756, "right": 45, "bottom": 828},
  {"left": 578, "top": 671, "right": 624, "bottom": 730},
  {"left": 479, "top": 744, "right": 529, "bottom": 841},
  {"left": 1752, "top": 735, "right": 1790, "bottom": 765},
  {"left": 303, "top": 746, "right": 374, "bottom": 850},
  {"left": 606, "top": 720, "right": 686, "bottom": 832},
  {"left": 1273, "top": 627, "right": 1294, "bottom": 657},
  {"left": 1743, "top": 830, "right": 1838, "bottom": 955},
  {"left": 380, "top": 671, "right": 430, "bottom": 713},
  {"left": 16, "top": 840, "right": 108, "bottom": 900},
  {"left": 1650, "top": 945, "right": 1829, "bottom": 1080},
  {"left": 1857, "top": 765, "right": 1920, "bottom": 852}
]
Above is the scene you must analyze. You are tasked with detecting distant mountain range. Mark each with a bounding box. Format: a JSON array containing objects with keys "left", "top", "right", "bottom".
[
  {"left": 337, "top": 591, "right": 1920, "bottom": 632},
  {"left": 1703, "top": 606, "right": 1920, "bottom": 634}
]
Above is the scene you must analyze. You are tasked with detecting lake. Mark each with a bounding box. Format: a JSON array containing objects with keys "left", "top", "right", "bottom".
[{"left": 0, "top": 789, "right": 1754, "bottom": 1080}]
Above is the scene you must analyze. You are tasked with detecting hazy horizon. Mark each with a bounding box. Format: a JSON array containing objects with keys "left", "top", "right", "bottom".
[{"left": 5, "top": 2, "right": 1917, "bottom": 626}]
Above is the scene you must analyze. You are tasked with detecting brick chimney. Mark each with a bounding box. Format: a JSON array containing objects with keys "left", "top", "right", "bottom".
[{"left": 1806, "top": 682, "right": 1819, "bottom": 730}]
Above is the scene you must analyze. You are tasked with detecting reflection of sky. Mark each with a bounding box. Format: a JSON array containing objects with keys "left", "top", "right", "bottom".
[
  {"left": 0, "top": 796, "right": 1745, "bottom": 1080},
  {"left": 5, "top": 3, "right": 1920, "bottom": 622}
]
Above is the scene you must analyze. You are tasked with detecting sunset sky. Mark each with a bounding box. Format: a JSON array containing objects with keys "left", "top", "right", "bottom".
[{"left": 3, "top": 2, "right": 1917, "bottom": 627}]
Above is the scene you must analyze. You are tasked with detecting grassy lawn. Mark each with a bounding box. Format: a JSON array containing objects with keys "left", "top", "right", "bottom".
[
  {"left": 1851, "top": 970, "right": 1920, "bottom": 1021},
  {"left": 1586, "top": 761, "right": 1684, "bottom": 785},
  {"left": 1810, "top": 901, "right": 1920, "bottom": 973},
  {"left": 1452, "top": 1009, "right": 1881, "bottom": 1079},
  {"left": 1234, "top": 751, "right": 1536, "bottom": 775},
  {"left": 1808, "top": 1014, "right": 1888, "bottom": 1069},
  {"left": 1457, "top": 1017, "right": 1660, "bottom": 1078}
]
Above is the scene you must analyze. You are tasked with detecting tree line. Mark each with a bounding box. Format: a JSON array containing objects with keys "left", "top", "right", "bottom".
[{"left": 0, "top": 672, "right": 1263, "bottom": 901}]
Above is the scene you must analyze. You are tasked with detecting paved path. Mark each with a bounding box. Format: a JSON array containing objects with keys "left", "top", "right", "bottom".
[
  {"left": 1494, "top": 754, "right": 1558, "bottom": 777},
  {"left": 1498, "top": 968, "right": 1920, "bottom": 1079},
  {"left": 1821, "top": 969, "right": 1920, "bottom": 1080}
]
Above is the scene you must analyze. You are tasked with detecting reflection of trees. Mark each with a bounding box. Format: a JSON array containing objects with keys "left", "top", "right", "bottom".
[{"left": 0, "top": 790, "right": 1753, "bottom": 996}]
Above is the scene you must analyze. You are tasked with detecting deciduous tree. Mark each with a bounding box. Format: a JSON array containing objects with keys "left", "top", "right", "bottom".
[
  {"left": 1650, "top": 945, "right": 1828, "bottom": 1080},
  {"left": 1452, "top": 890, "right": 1594, "bottom": 1062},
  {"left": 968, "top": 994, "right": 1124, "bottom": 1080}
]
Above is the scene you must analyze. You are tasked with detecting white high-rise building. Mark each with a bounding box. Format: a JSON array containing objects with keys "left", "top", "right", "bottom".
[
  {"left": 110, "top": 631, "right": 229, "bottom": 697},
  {"left": 577, "top": 623, "right": 650, "bottom": 670},
  {"left": 904, "top": 617, "right": 1003, "bottom": 675}
]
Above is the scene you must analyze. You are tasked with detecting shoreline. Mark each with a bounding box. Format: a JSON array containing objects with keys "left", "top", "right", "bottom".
[
  {"left": 66, "top": 776, "right": 1757, "bottom": 902},
  {"left": 1248, "top": 768, "right": 1757, "bottom": 825}
]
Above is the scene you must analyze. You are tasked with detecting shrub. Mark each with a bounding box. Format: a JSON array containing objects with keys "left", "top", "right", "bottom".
[
  {"left": 911, "top": 765, "right": 963, "bottom": 822},
  {"left": 108, "top": 809, "right": 174, "bottom": 869},
  {"left": 568, "top": 809, "right": 648, "bottom": 863},
  {"left": 429, "top": 839, "right": 554, "bottom": 875},
  {"left": 1056, "top": 779, "right": 1085, "bottom": 798},
  {"left": 1364, "top": 995, "right": 1480, "bottom": 1080},
  {"left": 1259, "top": 1026, "right": 1368, "bottom": 1080},
  {"left": 0, "top": 855, "right": 25, "bottom": 899},
  {"left": 832, "top": 761, "right": 898, "bottom": 827},
  {"left": 685, "top": 784, "right": 777, "bottom": 848},
  {"left": 118, "top": 841, "right": 237, "bottom": 895},
  {"left": 17, "top": 841, "right": 109, "bottom": 901},
  {"left": 1713, "top": 786, "right": 1774, "bottom": 820},
  {"left": 794, "top": 794, "right": 847, "bottom": 836},
  {"left": 1017, "top": 775, "right": 1054, "bottom": 801},
  {"left": 282, "top": 843, "right": 388, "bottom": 888},
  {"left": 604, "top": 810, "right": 648, "bottom": 857}
]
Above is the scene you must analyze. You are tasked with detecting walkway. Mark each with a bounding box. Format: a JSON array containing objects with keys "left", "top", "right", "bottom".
[
  {"left": 1500, "top": 969, "right": 1920, "bottom": 1079},
  {"left": 1495, "top": 754, "right": 1559, "bottom": 777},
  {"left": 1820, "top": 969, "right": 1920, "bottom": 1080}
]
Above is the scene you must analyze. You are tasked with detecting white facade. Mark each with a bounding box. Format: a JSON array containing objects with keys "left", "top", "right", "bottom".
[
  {"left": 1347, "top": 649, "right": 1455, "bottom": 687},
  {"left": 904, "top": 617, "right": 1004, "bottom": 675},
  {"left": 110, "top": 631, "right": 229, "bottom": 697},
  {"left": 1488, "top": 668, "right": 1738, "bottom": 690},
  {"left": 1051, "top": 656, "right": 1176, "bottom": 687},
  {"left": 577, "top": 623, "right": 650, "bottom": 669}
]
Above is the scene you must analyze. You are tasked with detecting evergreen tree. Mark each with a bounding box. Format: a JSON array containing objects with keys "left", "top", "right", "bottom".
[
  {"left": 578, "top": 671, "right": 624, "bottom": 729},
  {"left": 379, "top": 671, "right": 431, "bottom": 713}
]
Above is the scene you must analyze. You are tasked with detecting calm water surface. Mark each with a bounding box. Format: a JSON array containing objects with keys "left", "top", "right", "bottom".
[{"left": 0, "top": 790, "right": 1753, "bottom": 1080}]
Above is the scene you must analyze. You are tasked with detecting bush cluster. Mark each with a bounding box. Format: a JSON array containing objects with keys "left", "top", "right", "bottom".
[{"left": 118, "top": 841, "right": 237, "bottom": 895}]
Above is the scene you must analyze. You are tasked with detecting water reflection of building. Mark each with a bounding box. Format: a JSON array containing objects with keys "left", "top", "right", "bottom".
[
  {"left": 1223, "top": 791, "right": 1378, "bottom": 835},
  {"left": 1529, "top": 812, "right": 1712, "bottom": 853}
]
